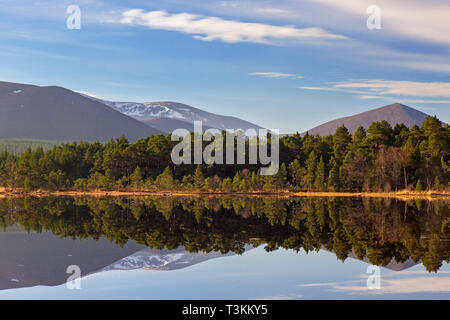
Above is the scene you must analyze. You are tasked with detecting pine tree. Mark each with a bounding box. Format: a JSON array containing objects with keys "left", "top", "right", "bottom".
[
  {"left": 130, "top": 166, "right": 144, "bottom": 190},
  {"left": 302, "top": 151, "right": 316, "bottom": 189},
  {"left": 156, "top": 167, "right": 175, "bottom": 189},
  {"left": 433, "top": 176, "right": 440, "bottom": 190},
  {"left": 103, "top": 169, "right": 115, "bottom": 190},
  {"left": 193, "top": 165, "right": 205, "bottom": 190},
  {"left": 288, "top": 159, "right": 304, "bottom": 188},
  {"left": 314, "top": 156, "right": 326, "bottom": 191},
  {"left": 415, "top": 179, "right": 422, "bottom": 191},
  {"left": 327, "top": 156, "right": 340, "bottom": 191},
  {"left": 232, "top": 172, "right": 242, "bottom": 191},
  {"left": 274, "top": 163, "right": 288, "bottom": 189},
  {"left": 333, "top": 125, "right": 352, "bottom": 160}
]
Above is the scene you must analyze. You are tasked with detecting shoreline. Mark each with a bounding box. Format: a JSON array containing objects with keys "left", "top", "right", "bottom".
[{"left": 0, "top": 188, "right": 449, "bottom": 200}]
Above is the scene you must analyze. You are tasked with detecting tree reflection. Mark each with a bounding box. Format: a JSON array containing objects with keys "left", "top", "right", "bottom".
[{"left": 0, "top": 196, "right": 448, "bottom": 272}]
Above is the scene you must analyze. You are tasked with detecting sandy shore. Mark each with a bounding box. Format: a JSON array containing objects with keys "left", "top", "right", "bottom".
[{"left": 0, "top": 187, "right": 448, "bottom": 200}]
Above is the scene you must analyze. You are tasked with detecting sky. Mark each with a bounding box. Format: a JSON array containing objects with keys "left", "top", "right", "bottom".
[
  {"left": 0, "top": 0, "right": 449, "bottom": 133},
  {"left": 1, "top": 246, "right": 449, "bottom": 299}
]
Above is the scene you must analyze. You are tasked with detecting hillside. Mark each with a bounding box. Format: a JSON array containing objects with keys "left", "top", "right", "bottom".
[
  {"left": 84, "top": 95, "right": 264, "bottom": 133},
  {"left": 142, "top": 117, "right": 215, "bottom": 134},
  {"left": 304, "top": 103, "right": 429, "bottom": 136},
  {"left": 0, "top": 139, "right": 62, "bottom": 154},
  {"left": 0, "top": 81, "right": 161, "bottom": 142}
]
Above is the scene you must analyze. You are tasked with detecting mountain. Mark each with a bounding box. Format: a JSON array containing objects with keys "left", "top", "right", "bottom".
[
  {"left": 0, "top": 226, "right": 144, "bottom": 290},
  {"left": 98, "top": 246, "right": 248, "bottom": 272},
  {"left": 142, "top": 117, "right": 215, "bottom": 134},
  {"left": 346, "top": 250, "right": 417, "bottom": 271},
  {"left": 304, "top": 103, "right": 429, "bottom": 136},
  {"left": 0, "top": 81, "right": 161, "bottom": 142},
  {"left": 85, "top": 96, "right": 264, "bottom": 133},
  {"left": 0, "top": 224, "right": 251, "bottom": 290}
]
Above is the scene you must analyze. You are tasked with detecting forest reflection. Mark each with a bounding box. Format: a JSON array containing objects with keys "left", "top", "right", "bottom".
[{"left": 0, "top": 196, "right": 448, "bottom": 272}]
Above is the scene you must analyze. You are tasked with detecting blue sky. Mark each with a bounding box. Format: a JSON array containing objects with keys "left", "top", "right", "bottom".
[{"left": 1, "top": 0, "right": 449, "bottom": 133}]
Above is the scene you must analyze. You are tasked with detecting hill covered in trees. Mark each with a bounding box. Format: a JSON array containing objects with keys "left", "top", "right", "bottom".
[
  {"left": 0, "top": 115, "right": 448, "bottom": 193},
  {"left": 304, "top": 103, "right": 429, "bottom": 136}
]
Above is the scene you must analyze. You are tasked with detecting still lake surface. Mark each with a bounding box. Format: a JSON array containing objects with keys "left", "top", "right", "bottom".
[{"left": 0, "top": 196, "right": 448, "bottom": 300}]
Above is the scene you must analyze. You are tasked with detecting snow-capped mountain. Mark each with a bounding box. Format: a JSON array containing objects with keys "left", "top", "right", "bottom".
[
  {"left": 100, "top": 247, "right": 248, "bottom": 271},
  {"left": 82, "top": 95, "right": 264, "bottom": 134},
  {"left": 89, "top": 99, "right": 186, "bottom": 121}
]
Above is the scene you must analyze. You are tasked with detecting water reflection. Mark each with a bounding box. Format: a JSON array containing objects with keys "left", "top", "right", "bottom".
[{"left": 0, "top": 196, "right": 448, "bottom": 292}]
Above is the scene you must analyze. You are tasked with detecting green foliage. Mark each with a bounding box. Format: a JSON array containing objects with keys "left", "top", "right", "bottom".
[
  {"left": 434, "top": 176, "right": 440, "bottom": 190},
  {"left": 130, "top": 167, "right": 144, "bottom": 190},
  {"left": 155, "top": 167, "right": 175, "bottom": 190},
  {"left": 0, "top": 116, "right": 447, "bottom": 192},
  {"left": 0, "top": 139, "right": 62, "bottom": 155},
  {"left": 0, "top": 196, "right": 447, "bottom": 272},
  {"left": 416, "top": 180, "right": 423, "bottom": 191},
  {"left": 314, "top": 156, "right": 326, "bottom": 190}
]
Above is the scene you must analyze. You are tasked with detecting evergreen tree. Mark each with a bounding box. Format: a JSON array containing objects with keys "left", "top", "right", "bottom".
[
  {"left": 302, "top": 151, "right": 317, "bottom": 190},
  {"left": 416, "top": 180, "right": 423, "bottom": 191},
  {"left": 327, "top": 156, "right": 340, "bottom": 191},
  {"left": 314, "top": 156, "right": 326, "bottom": 190},
  {"left": 288, "top": 159, "right": 304, "bottom": 188},
  {"left": 433, "top": 176, "right": 440, "bottom": 190},
  {"left": 130, "top": 166, "right": 144, "bottom": 190},
  {"left": 193, "top": 165, "right": 205, "bottom": 189},
  {"left": 155, "top": 167, "right": 175, "bottom": 189},
  {"left": 333, "top": 125, "right": 352, "bottom": 161}
]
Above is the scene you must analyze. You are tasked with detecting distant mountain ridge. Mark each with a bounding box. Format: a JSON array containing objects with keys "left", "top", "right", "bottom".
[
  {"left": 99, "top": 247, "right": 245, "bottom": 272},
  {"left": 0, "top": 81, "right": 438, "bottom": 142},
  {"left": 0, "top": 81, "right": 161, "bottom": 142},
  {"left": 85, "top": 96, "right": 264, "bottom": 134},
  {"left": 303, "top": 103, "right": 430, "bottom": 136}
]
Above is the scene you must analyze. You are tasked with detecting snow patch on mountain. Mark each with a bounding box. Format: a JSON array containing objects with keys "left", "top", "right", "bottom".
[
  {"left": 80, "top": 94, "right": 187, "bottom": 121},
  {"left": 79, "top": 93, "right": 264, "bottom": 132},
  {"left": 102, "top": 250, "right": 188, "bottom": 271},
  {"left": 98, "top": 247, "right": 252, "bottom": 272}
]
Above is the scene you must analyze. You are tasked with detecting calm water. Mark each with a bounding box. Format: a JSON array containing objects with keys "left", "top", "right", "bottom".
[{"left": 0, "top": 196, "right": 448, "bottom": 300}]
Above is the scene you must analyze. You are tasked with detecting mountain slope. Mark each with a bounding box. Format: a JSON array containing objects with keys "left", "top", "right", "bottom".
[
  {"left": 304, "top": 103, "right": 429, "bottom": 136},
  {"left": 85, "top": 96, "right": 264, "bottom": 133},
  {"left": 0, "top": 81, "right": 161, "bottom": 142},
  {"left": 99, "top": 247, "right": 245, "bottom": 272},
  {"left": 142, "top": 117, "right": 215, "bottom": 134},
  {"left": 0, "top": 226, "right": 144, "bottom": 290}
]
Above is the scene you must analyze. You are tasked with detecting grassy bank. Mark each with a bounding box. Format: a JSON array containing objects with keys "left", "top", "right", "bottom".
[{"left": 0, "top": 187, "right": 448, "bottom": 200}]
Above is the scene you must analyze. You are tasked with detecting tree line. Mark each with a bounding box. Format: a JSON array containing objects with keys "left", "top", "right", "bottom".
[{"left": 0, "top": 116, "right": 448, "bottom": 192}]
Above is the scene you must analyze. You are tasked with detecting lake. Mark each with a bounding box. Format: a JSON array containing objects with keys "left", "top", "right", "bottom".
[{"left": 0, "top": 196, "right": 448, "bottom": 299}]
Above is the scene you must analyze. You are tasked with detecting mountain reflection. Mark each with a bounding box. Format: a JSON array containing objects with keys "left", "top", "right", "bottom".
[{"left": 0, "top": 196, "right": 448, "bottom": 279}]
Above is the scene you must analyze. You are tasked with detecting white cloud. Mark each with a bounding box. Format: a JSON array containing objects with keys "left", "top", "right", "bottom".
[
  {"left": 394, "top": 61, "right": 450, "bottom": 74},
  {"left": 312, "top": 0, "right": 450, "bottom": 45},
  {"left": 359, "top": 95, "right": 384, "bottom": 99},
  {"left": 249, "top": 72, "right": 303, "bottom": 79},
  {"left": 219, "top": 1, "right": 240, "bottom": 8},
  {"left": 335, "top": 80, "right": 450, "bottom": 98},
  {"left": 250, "top": 294, "right": 301, "bottom": 300},
  {"left": 299, "top": 80, "right": 450, "bottom": 104},
  {"left": 298, "top": 86, "right": 338, "bottom": 91},
  {"left": 396, "top": 99, "right": 450, "bottom": 104},
  {"left": 119, "top": 9, "right": 347, "bottom": 45},
  {"left": 255, "top": 8, "right": 288, "bottom": 15},
  {"left": 299, "top": 270, "right": 450, "bottom": 295},
  {"left": 335, "top": 277, "right": 450, "bottom": 295}
]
